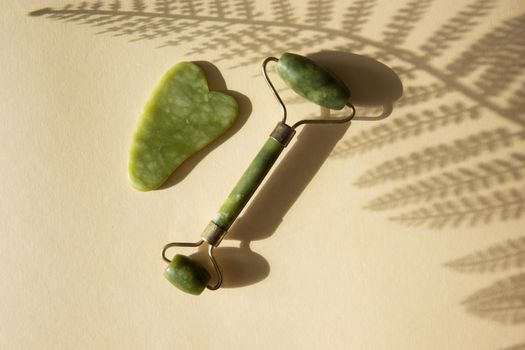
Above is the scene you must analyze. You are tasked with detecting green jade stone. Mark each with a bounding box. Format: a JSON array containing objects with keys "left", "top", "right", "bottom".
[
  {"left": 165, "top": 138, "right": 285, "bottom": 294},
  {"left": 164, "top": 254, "right": 211, "bottom": 295},
  {"left": 276, "top": 52, "right": 350, "bottom": 110},
  {"left": 213, "top": 137, "right": 285, "bottom": 229},
  {"left": 129, "top": 62, "right": 238, "bottom": 191}
]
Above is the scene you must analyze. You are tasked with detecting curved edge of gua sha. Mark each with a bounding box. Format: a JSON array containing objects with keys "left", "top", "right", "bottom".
[{"left": 129, "top": 62, "right": 239, "bottom": 191}]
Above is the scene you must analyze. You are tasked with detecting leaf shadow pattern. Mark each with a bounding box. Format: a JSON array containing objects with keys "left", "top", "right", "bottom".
[
  {"left": 332, "top": 102, "right": 482, "bottom": 158},
  {"left": 420, "top": 0, "right": 495, "bottom": 60},
  {"left": 28, "top": 0, "right": 525, "bottom": 128},
  {"left": 271, "top": 0, "right": 297, "bottom": 23},
  {"left": 341, "top": 0, "right": 377, "bottom": 34},
  {"left": 462, "top": 272, "right": 525, "bottom": 325},
  {"left": 508, "top": 80, "right": 525, "bottom": 120},
  {"left": 446, "top": 236, "right": 525, "bottom": 274},
  {"left": 447, "top": 236, "right": 525, "bottom": 332},
  {"left": 343, "top": 7, "right": 525, "bottom": 152},
  {"left": 357, "top": 124, "right": 525, "bottom": 230},
  {"left": 354, "top": 128, "right": 525, "bottom": 187},
  {"left": 305, "top": 0, "right": 334, "bottom": 28},
  {"left": 382, "top": 0, "right": 434, "bottom": 47},
  {"left": 393, "top": 82, "right": 448, "bottom": 108},
  {"left": 447, "top": 13, "right": 525, "bottom": 98},
  {"left": 389, "top": 186, "right": 525, "bottom": 229},
  {"left": 365, "top": 152, "right": 525, "bottom": 211}
]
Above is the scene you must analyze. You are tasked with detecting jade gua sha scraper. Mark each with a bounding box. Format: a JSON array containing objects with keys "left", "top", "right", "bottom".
[
  {"left": 160, "top": 53, "right": 356, "bottom": 295},
  {"left": 129, "top": 62, "right": 239, "bottom": 191}
]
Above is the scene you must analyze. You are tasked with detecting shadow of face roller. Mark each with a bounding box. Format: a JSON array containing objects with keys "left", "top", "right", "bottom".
[
  {"left": 209, "top": 51, "right": 402, "bottom": 288},
  {"left": 308, "top": 51, "right": 403, "bottom": 120},
  {"left": 189, "top": 244, "right": 270, "bottom": 288}
]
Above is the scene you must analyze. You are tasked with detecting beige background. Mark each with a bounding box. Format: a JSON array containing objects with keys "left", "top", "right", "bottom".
[{"left": 2, "top": 1, "right": 524, "bottom": 349}]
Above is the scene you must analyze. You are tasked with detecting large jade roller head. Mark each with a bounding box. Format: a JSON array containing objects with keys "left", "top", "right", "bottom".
[
  {"left": 163, "top": 53, "right": 355, "bottom": 295},
  {"left": 275, "top": 52, "right": 350, "bottom": 110}
]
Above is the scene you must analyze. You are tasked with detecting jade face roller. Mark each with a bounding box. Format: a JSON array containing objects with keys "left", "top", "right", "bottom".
[{"left": 162, "top": 53, "right": 356, "bottom": 295}]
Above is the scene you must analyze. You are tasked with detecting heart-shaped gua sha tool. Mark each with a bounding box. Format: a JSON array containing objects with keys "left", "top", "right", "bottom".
[{"left": 129, "top": 62, "right": 239, "bottom": 191}]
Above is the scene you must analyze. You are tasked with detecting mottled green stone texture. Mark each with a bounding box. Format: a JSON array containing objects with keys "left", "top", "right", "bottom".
[
  {"left": 276, "top": 52, "right": 349, "bottom": 110},
  {"left": 129, "top": 62, "right": 239, "bottom": 191},
  {"left": 164, "top": 254, "right": 211, "bottom": 295},
  {"left": 213, "top": 138, "right": 284, "bottom": 229}
]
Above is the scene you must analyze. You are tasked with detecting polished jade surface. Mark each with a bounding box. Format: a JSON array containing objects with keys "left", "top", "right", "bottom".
[
  {"left": 164, "top": 254, "right": 211, "bottom": 295},
  {"left": 129, "top": 62, "right": 238, "bottom": 191},
  {"left": 213, "top": 137, "right": 285, "bottom": 229},
  {"left": 276, "top": 52, "right": 349, "bottom": 110}
]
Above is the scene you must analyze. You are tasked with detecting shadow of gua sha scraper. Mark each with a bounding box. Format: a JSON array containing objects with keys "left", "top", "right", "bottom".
[{"left": 128, "top": 62, "right": 239, "bottom": 191}]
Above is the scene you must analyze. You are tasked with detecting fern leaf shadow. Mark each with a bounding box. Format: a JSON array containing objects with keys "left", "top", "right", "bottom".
[
  {"left": 342, "top": 0, "right": 377, "bottom": 34},
  {"left": 447, "top": 235, "right": 525, "bottom": 328},
  {"left": 365, "top": 152, "right": 525, "bottom": 211},
  {"left": 355, "top": 128, "right": 524, "bottom": 187},
  {"left": 305, "top": 0, "right": 335, "bottom": 28},
  {"left": 462, "top": 272, "right": 525, "bottom": 325},
  {"left": 28, "top": 1, "right": 525, "bottom": 125},
  {"left": 356, "top": 121, "right": 525, "bottom": 229},
  {"left": 447, "top": 13, "right": 525, "bottom": 98},
  {"left": 446, "top": 236, "right": 525, "bottom": 274},
  {"left": 420, "top": 0, "right": 495, "bottom": 60},
  {"left": 332, "top": 102, "right": 482, "bottom": 158},
  {"left": 389, "top": 186, "right": 525, "bottom": 229},
  {"left": 382, "top": 0, "right": 434, "bottom": 47}
]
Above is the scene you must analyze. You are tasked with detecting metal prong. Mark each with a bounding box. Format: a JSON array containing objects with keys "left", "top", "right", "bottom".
[
  {"left": 262, "top": 57, "right": 287, "bottom": 124},
  {"left": 201, "top": 221, "right": 227, "bottom": 247},
  {"left": 206, "top": 245, "right": 223, "bottom": 290},
  {"left": 291, "top": 102, "right": 356, "bottom": 129},
  {"left": 162, "top": 240, "right": 204, "bottom": 263},
  {"left": 270, "top": 121, "right": 296, "bottom": 146},
  {"left": 262, "top": 56, "right": 356, "bottom": 130}
]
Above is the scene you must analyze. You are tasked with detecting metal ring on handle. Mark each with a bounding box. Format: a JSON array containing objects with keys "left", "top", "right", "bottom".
[
  {"left": 262, "top": 57, "right": 356, "bottom": 130},
  {"left": 206, "top": 245, "right": 223, "bottom": 290}
]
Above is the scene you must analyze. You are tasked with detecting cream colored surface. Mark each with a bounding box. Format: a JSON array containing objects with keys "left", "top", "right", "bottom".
[{"left": 1, "top": 1, "right": 524, "bottom": 349}]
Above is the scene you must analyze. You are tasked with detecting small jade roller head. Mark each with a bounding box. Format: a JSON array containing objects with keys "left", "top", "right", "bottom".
[
  {"left": 163, "top": 224, "right": 224, "bottom": 295},
  {"left": 163, "top": 53, "right": 354, "bottom": 295},
  {"left": 163, "top": 254, "right": 211, "bottom": 295}
]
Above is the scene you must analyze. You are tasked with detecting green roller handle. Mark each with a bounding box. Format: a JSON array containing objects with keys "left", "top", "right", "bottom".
[
  {"left": 163, "top": 135, "right": 287, "bottom": 295},
  {"left": 212, "top": 137, "right": 285, "bottom": 229}
]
